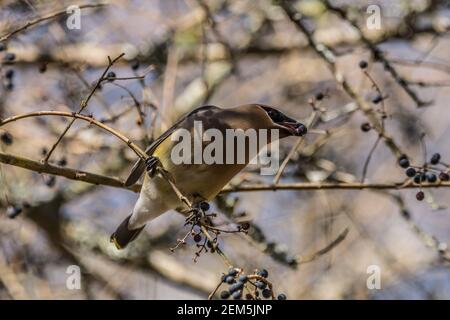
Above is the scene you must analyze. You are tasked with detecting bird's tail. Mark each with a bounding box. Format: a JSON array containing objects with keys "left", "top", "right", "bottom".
[{"left": 110, "top": 215, "right": 145, "bottom": 250}]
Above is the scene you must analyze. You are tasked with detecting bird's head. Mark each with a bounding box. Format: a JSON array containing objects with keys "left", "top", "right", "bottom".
[
  {"left": 226, "top": 104, "right": 308, "bottom": 139},
  {"left": 259, "top": 105, "right": 307, "bottom": 137}
]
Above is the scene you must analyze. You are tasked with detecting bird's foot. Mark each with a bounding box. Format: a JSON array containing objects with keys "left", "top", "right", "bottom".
[{"left": 145, "top": 156, "right": 160, "bottom": 177}]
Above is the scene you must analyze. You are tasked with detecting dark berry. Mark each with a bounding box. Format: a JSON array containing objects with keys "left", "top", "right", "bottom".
[
  {"left": 416, "top": 191, "right": 425, "bottom": 201},
  {"left": 241, "top": 222, "right": 250, "bottom": 230},
  {"left": 401, "top": 209, "right": 410, "bottom": 219},
  {"left": 399, "top": 154, "right": 408, "bottom": 161},
  {"left": 399, "top": 158, "right": 410, "bottom": 168},
  {"left": 207, "top": 240, "right": 214, "bottom": 248},
  {"left": 258, "top": 269, "right": 269, "bottom": 278},
  {"left": 245, "top": 293, "right": 253, "bottom": 300},
  {"left": 193, "top": 233, "right": 202, "bottom": 242},
  {"left": 58, "top": 157, "right": 67, "bottom": 167},
  {"left": 221, "top": 274, "right": 228, "bottom": 282},
  {"left": 6, "top": 205, "right": 22, "bottom": 219},
  {"left": 287, "top": 257, "right": 297, "bottom": 266},
  {"left": 238, "top": 275, "right": 248, "bottom": 283},
  {"left": 297, "top": 124, "right": 307, "bottom": 136},
  {"left": 262, "top": 288, "right": 272, "bottom": 299},
  {"left": 200, "top": 202, "right": 210, "bottom": 211},
  {"left": 439, "top": 172, "right": 450, "bottom": 181},
  {"left": 229, "top": 281, "right": 244, "bottom": 293},
  {"left": 406, "top": 167, "right": 416, "bottom": 177},
  {"left": 131, "top": 60, "right": 140, "bottom": 70},
  {"left": 361, "top": 123, "right": 371, "bottom": 132},
  {"left": 277, "top": 293, "right": 287, "bottom": 300},
  {"left": 220, "top": 290, "right": 230, "bottom": 299},
  {"left": 1, "top": 131, "right": 13, "bottom": 145},
  {"left": 0, "top": 42, "right": 6, "bottom": 51},
  {"left": 232, "top": 290, "right": 242, "bottom": 300},
  {"left": 255, "top": 280, "right": 267, "bottom": 289},
  {"left": 45, "top": 176, "right": 56, "bottom": 187},
  {"left": 228, "top": 268, "right": 238, "bottom": 276},
  {"left": 420, "top": 172, "right": 427, "bottom": 182},
  {"left": 39, "top": 63, "right": 47, "bottom": 73},
  {"left": 106, "top": 71, "right": 116, "bottom": 81},
  {"left": 315, "top": 92, "right": 324, "bottom": 101},
  {"left": 5, "top": 69, "right": 14, "bottom": 79},
  {"left": 426, "top": 173, "right": 437, "bottom": 183},
  {"left": 413, "top": 174, "right": 421, "bottom": 184},
  {"left": 430, "top": 153, "right": 441, "bottom": 165},
  {"left": 372, "top": 95, "right": 383, "bottom": 104},
  {"left": 225, "top": 276, "right": 235, "bottom": 284},
  {"left": 359, "top": 60, "right": 368, "bottom": 69},
  {"left": 3, "top": 52, "right": 15, "bottom": 61}
]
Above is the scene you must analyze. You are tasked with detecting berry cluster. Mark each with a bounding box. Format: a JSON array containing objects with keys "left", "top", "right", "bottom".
[
  {"left": 218, "top": 267, "right": 286, "bottom": 300},
  {"left": 398, "top": 153, "right": 449, "bottom": 201},
  {"left": 171, "top": 201, "right": 250, "bottom": 262}
]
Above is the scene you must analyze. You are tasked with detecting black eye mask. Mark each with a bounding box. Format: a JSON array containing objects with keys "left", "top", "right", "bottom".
[{"left": 267, "top": 109, "right": 284, "bottom": 123}]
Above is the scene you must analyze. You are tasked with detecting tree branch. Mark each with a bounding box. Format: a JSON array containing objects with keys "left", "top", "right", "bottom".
[
  {"left": 0, "top": 3, "right": 107, "bottom": 42},
  {"left": 2, "top": 150, "right": 450, "bottom": 194},
  {"left": 42, "top": 53, "right": 125, "bottom": 162},
  {"left": 0, "top": 110, "right": 147, "bottom": 159},
  {"left": 0, "top": 151, "right": 140, "bottom": 193}
]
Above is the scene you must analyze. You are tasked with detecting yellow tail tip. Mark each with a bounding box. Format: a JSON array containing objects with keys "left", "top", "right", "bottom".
[{"left": 110, "top": 234, "right": 123, "bottom": 250}]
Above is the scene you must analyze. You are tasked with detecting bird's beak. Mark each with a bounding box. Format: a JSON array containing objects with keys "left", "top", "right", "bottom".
[{"left": 278, "top": 120, "right": 308, "bottom": 136}]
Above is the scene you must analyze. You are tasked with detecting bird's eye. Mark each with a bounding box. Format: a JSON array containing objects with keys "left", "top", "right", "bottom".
[{"left": 268, "top": 109, "right": 283, "bottom": 122}]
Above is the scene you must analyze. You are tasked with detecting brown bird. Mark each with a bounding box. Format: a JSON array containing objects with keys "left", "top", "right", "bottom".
[{"left": 110, "top": 104, "right": 307, "bottom": 249}]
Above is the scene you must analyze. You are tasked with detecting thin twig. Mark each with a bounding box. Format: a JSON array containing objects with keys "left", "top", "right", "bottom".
[
  {"left": 273, "top": 110, "right": 319, "bottom": 185},
  {"left": 361, "top": 135, "right": 382, "bottom": 183},
  {"left": 43, "top": 53, "right": 125, "bottom": 163},
  {"left": 296, "top": 228, "right": 349, "bottom": 265},
  {"left": 110, "top": 82, "right": 146, "bottom": 128},
  {"left": 0, "top": 4, "right": 107, "bottom": 42},
  {"left": 278, "top": 0, "right": 406, "bottom": 161},
  {"left": 0, "top": 151, "right": 140, "bottom": 192},
  {"left": 322, "top": 0, "right": 431, "bottom": 107},
  {"left": 0, "top": 110, "right": 147, "bottom": 159},
  {"left": 157, "top": 167, "right": 233, "bottom": 267}
]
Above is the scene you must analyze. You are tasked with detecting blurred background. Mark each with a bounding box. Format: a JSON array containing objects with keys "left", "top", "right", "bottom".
[{"left": 1, "top": 0, "right": 450, "bottom": 299}]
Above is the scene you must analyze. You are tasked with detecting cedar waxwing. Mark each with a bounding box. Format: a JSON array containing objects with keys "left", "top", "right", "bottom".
[{"left": 110, "top": 104, "right": 307, "bottom": 249}]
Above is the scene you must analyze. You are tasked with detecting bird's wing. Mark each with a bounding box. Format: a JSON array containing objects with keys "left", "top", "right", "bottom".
[{"left": 124, "top": 105, "right": 220, "bottom": 187}]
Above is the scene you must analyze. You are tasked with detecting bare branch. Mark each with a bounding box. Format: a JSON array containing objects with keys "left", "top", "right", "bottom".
[
  {"left": 43, "top": 53, "right": 125, "bottom": 163},
  {"left": 0, "top": 110, "right": 147, "bottom": 159},
  {"left": 0, "top": 151, "right": 140, "bottom": 193},
  {"left": 0, "top": 4, "right": 107, "bottom": 42}
]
